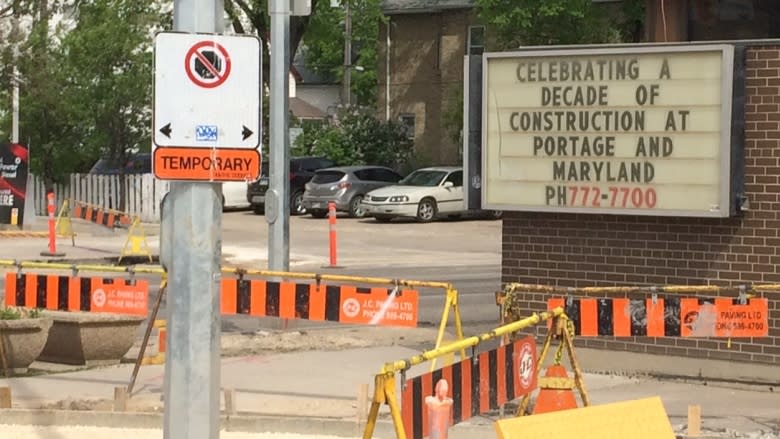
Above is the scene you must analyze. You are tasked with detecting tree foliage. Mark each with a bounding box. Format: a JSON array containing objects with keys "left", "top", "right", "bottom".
[
  {"left": 301, "top": 0, "right": 383, "bottom": 106},
  {"left": 475, "top": 0, "right": 645, "bottom": 50},
  {"left": 59, "top": 0, "right": 166, "bottom": 176},
  {"left": 292, "top": 107, "right": 414, "bottom": 171}
]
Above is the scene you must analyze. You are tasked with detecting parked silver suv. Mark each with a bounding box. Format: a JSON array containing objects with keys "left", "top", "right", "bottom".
[{"left": 303, "top": 165, "right": 403, "bottom": 218}]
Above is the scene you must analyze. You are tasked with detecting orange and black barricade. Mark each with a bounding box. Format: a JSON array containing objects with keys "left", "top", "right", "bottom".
[
  {"left": 5, "top": 272, "right": 149, "bottom": 316},
  {"left": 548, "top": 296, "right": 769, "bottom": 338},
  {"left": 72, "top": 201, "right": 132, "bottom": 229},
  {"left": 220, "top": 278, "right": 419, "bottom": 327},
  {"left": 401, "top": 337, "right": 537, "bottom": 439}
]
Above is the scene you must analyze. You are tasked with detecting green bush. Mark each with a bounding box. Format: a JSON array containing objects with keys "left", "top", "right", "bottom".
[
  {"left": 0, "top": 307, "right": 43, "bottom": 320},
  {"left": 293, "top": 106, "right": 414, "bottom": 171}
]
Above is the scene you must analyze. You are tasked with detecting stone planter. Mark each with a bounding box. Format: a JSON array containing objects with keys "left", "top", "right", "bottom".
[
  {"left": 0, "top": 318, "right": 53, "bottom": 374},
  {"left": 37, "top": 311, "right": 145, "bottom": 366}
]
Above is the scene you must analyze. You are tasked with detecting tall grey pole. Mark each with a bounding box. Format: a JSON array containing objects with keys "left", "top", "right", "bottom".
[
  {"left": 267, "top": 0, "right": 291, "bottom": 271},
  {"left": 11, "top": 4, "right": 19, "bottom": 144},
  {"left": 164, "top": 1, "right": 224, "bottom": 439},
  {"left": 342, "top": 0, "right": 352, "bottom": 105}
]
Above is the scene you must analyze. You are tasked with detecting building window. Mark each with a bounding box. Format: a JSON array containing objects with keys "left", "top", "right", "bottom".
[
  {"left": 468, "top": 25, "right": 485, "bottom": 55},
  {"left": 399, "top": 114, "right": 415, "bottom": 140}
]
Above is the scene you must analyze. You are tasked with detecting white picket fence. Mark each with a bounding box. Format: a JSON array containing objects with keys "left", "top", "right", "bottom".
[{"left": 29, "top": 174, "right": 170, "bottom": 223}]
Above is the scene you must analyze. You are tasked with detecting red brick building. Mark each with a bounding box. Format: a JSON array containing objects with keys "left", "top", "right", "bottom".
[{"left": 501, "top": 1, "right": 780, "bottom": 376}]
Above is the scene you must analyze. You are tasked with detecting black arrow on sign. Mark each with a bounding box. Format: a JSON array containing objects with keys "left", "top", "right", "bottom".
[
  {"left": 160, "top": 123, "right": 172, "bottom": 138},
  {"left": 242, "top": 125, "right": 253, "bottom": 141}
]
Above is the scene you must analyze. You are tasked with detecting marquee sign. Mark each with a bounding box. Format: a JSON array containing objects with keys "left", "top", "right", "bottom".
[{"left": 482, "top": 45, "right": 738, "bottom": 217}]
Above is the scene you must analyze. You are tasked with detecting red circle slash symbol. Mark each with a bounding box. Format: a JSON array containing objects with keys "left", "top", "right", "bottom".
[{"left": 185, "top": 41, "right": 232, "bottom": 89}]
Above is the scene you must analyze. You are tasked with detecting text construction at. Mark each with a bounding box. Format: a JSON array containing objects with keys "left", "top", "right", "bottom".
[{"left": 483, "top": 46, "right": 735, "bottom": 217}]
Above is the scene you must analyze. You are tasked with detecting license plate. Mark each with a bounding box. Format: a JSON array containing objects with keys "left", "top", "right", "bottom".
[
  {"left": 311, "top": 202, "right": 323, "bottom": 209},
  {"left": 251, "top": 196, "right": 265, "bottom": 204}
]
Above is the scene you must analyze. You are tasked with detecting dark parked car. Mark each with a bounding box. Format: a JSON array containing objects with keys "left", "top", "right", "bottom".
[
  {"left": 247, "top": 156, "right": 336, "bottom": 215},
  {"left": 89, "top": 153, "right": 152, "bottom": 175},
  {"left": 303, "top": 166, "right": 404, "bottom": 218}
]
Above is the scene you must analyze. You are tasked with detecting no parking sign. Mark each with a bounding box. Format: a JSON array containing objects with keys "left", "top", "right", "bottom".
[{"left": 152, "top": 32, "right": 262, "bottom": 182}]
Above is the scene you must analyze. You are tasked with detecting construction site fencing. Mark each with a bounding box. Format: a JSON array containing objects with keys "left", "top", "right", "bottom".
[
  {"left": 361, "top": 306, "right": 588, "bottom": 439},
  {"left": 496, "top": 282, "right": 774, "bottom": 345},
  {"left": 0, "top": 260, "right": 467, "bottom": 372}
]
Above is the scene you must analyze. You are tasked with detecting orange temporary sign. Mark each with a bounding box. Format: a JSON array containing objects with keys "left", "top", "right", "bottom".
[
  {"left": 89, "top": 278, "right": 149, "bottom": 316},
  {"left": 338, "top": 286, "right": 419, "bottom": 328},
  {"left": 153, "top": 147, "right": 260, "bottom": 181}
]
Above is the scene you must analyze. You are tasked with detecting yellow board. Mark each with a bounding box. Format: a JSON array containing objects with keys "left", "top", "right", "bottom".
[
  {"left": 119, "top": 217, "right": 152, "bottom": 263},
  {"left": 494, "top": 397, "right": 676, "bottom": 439}
]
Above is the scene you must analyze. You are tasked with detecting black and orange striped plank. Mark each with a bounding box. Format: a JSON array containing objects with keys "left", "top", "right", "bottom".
[
  {"left": 401, "top": 336, "right": 537, "bottom": 439},
  {"left": 547, "top": 297, "right": 768, "bottom": 338},
  {"left": 4, "top": 272, "right": 148, "bottom": 316},
  {"left": 219, "top": 279, "right": 419, "bottom": 327}
]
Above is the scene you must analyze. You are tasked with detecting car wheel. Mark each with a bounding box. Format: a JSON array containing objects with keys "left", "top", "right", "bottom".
[
  {"left": 310, "top": 209, "right": 328, "bottom": 219},
  {"left": 374, "top": 215, "right": 393, "bottom": 223},
  {"left": 348, "top": 195, "right": 366, "bottom": 218},
  {"left": 416, "top": 198, "right": 437, "bottom": 223},
  {"left": 291, "top": 191, "right": 306, "bottom": 215},
  {"left": 252, "top": 204, "right": 264, "bottom": 215}
]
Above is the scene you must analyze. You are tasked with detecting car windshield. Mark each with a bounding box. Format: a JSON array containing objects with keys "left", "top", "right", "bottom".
[
  {"left": 398, "top": 170, "right": 447, "bottom": 187},
  {"left": 311, "top": 170, "right": 345, "bottom": 184}
]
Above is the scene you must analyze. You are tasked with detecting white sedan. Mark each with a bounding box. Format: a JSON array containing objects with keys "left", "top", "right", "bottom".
[
  {"left": 360, "top": 166, "right": 470, "bottom": 223},
  {"left": 222, "top": 181, "right": 251, "bottom": 210}
]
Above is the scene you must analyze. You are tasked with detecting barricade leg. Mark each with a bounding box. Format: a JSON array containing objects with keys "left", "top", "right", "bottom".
[
  {"left": 363, "top": 373, "right": 407, "bottom": 439},
  {"left": 431, "top": 288, "right": 467, "bottom": 371},
  {"left": 128, "top": 279, "right": 167, "bottom": 394}
]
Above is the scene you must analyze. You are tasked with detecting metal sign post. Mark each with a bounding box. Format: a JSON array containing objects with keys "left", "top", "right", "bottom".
[
  {"left": 162, "top": 1, "right": 226, "bottom": 438},
  {"left": 267, "top": 0, "right": 291, "bottom": 271},
  {"left": 267, "top": 0, "right": 311, "bottom": 271}
]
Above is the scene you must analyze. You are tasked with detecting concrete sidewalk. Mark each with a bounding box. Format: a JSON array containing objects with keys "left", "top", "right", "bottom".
[{"left": 2, "top": 346, "right": 779, "bottom": 436}]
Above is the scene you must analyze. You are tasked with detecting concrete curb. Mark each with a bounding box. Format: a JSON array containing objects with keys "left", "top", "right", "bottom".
[{"left": 0, "top": 409, "right": 492, "bottom": 438}]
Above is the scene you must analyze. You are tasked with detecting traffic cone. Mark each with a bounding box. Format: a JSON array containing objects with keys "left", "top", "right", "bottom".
[{"left": 532, "top": 364, "right": 578, "bottom": 414}]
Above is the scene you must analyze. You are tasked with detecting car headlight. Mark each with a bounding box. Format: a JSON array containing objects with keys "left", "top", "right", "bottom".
[{"left": 389, "top": 195, "right": 409, "bottom": 203}]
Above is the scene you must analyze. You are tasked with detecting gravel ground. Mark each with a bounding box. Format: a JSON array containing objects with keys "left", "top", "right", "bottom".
[{"left": 1, "top": 426, "right": 374, "bottom": 439}]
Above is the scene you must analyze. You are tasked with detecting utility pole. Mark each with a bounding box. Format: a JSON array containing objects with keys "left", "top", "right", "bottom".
[
  {"left": 164, "top": 1, "right": 224, "bottom": 438},
  {"left": 267, "top": 0, "right": 291, "bottom": 271},
  {"left": 342, "top": 0, "right": 352, "bottom": 105}
]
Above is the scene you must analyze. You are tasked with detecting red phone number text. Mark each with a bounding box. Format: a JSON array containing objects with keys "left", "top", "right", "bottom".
[{"left": 546, "top": 186, "right": 657, "bottom": 208}]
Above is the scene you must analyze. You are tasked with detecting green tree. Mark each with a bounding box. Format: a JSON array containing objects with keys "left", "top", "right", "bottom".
[
  {"left": 9, "top": 0, "right": 79, "bottom": 188},
  {"left": 293, "top": 107, "right": 413, "bottom": 171},
  {"left": 301, "top": 0, "right": 383, "bottom": 106},
  {"left": 475, "top": 0, "right": 625, "bottom": 50}
]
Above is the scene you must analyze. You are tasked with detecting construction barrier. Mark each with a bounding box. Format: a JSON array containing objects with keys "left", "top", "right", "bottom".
[
  {"left": 118, "top": 217, "right": 152, "bottom": 264},
  {"left": 4, "top": 272, "right": 149, "bottom": 316},
  {"left": 221, "top": 278, "right": 418, "bottom": 327},
  {"left": 0, "top": 260, "right": 467, "bottom": 371},
  {"left": 497, "top": 283, "right": 773, "bottom": 342},
  {"left": 72, "top": 200, "right": 132, "bottom": 229},
  {"left": 547, "top": 296, "right": 769, "bottom": 338},
  {"left": 401, "top": 335, "right": 538, "bottom": 438},
  {"left": 361, "top": 307, "right": 583, "bottom": 439}
]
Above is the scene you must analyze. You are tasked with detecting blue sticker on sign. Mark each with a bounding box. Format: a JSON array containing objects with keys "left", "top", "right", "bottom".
[{"left": 196, "top": 125, "right": 218, "bottom": 141}]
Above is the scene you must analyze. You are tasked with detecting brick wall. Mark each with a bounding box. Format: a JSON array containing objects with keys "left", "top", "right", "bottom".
[{"left": 501, "top": 45, "right": 780, "bottom": 366}]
